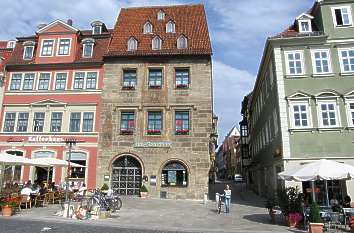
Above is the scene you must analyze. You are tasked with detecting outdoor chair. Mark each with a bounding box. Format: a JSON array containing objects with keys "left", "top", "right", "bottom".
[
  {"left": 19, "top": 194, "right": 31, "bottom": 209},
  {"left": 53, "top": 191, "right": 64, "bottom": 204},
  {"left": 34, "top": 193, "right": 48, "bottom": 207},
  {"left": 47, "top": 192, "right": 55, "bottom": 204}
]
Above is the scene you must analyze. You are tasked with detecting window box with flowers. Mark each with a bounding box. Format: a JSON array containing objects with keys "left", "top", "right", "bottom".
[
  {"left": 0, "top": 197, "right": 19, "bottom": 216},
  {"left": 176, "top": 129, "right": 189, "bottom": 135},
  {"left": 176, "top": 84, "right": 189, "bottom": 89},
  {"left": 147, "top": 129, "right": 161, "bottom": 135},
  {"left": 122, "top": 85, "right": 136, "bottom": 90},
  {"left": 120, "top": 128, "right": 134, "bottom": 135}
]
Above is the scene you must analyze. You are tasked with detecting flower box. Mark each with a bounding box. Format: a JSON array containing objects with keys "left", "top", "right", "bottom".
[
  {"left": 176, "top": 129, "right": 189, "bottom": 135},
  {"left": 147, "top": 130, "right": 161, "bottom": 135},
  {"left": 176, "top": 84, "right": 189, "bottom": 89},
  {"left": 149, "top": 85, "right": 161, "bottom": 89},
  {"left": 120, "top": 129, "right": 134, "bottom": 135},
  {"left": 122, "top": 85, "right": 135, "bottom": 90}
]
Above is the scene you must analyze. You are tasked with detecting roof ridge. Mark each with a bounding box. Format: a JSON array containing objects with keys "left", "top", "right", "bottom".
[{"left": 121, "top": 4, "right": 204, "bottom": 10}]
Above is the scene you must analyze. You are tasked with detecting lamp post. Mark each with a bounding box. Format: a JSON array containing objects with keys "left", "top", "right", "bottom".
[{"left": 64, "top": 138, "right": 77, "bottom": 218}]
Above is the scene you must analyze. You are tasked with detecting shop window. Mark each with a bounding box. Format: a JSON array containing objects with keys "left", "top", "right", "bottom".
[
  {"left": 161, "top": 161, "right": 188, "bottom": 187},
  {"left": 67, "top": 152, "right": 86, "bottom": 179}
]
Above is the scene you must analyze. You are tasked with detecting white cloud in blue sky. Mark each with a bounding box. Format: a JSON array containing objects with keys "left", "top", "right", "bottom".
[{"left": 0, "top": 0, "right": 313, "bottom": 141}]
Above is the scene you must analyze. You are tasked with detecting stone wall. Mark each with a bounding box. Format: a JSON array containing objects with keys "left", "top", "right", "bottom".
[{"left": 97, "top": 56, "right": 213, "bottom": 199}]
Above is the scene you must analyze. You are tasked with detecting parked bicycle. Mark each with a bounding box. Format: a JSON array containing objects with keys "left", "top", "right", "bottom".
[{"left": 87, "top": 189, "right": 122, "bottom": 212}]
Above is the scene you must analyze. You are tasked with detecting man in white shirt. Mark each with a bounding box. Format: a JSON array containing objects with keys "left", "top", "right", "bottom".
[{"left": 20, "top": 185, "right": 33, "bottom": 200}]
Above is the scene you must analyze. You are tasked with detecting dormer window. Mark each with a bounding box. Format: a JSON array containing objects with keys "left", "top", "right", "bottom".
[
  {"left": 91, "top": 21, "right": 104, "bottom": 35},
  {"left": 157, "top": 10, "right": 165, "bottom": 20},
  {"left": 41, "top": 39, "right": 54, "bottom": 56},
  {"left": 6, "top": 41, "right": 15, "bottom": 49},
  {"left": 177, "top": 35, "right": 188, "bottom": 49},
  {"left": 57, "top": 39, "right": 71, "bottom": 55},
  {"left": 127, "top": 37, "right": 138, "bottom": 51},
  {"left": 166, "top": 21, "right": 175, "bottom": 33},
  {"left": 143, "top": 22, "right": 153, "bottom": 34},
  {"left": 152, "top": 36, "right": 162, "bottom": 50},
  {"left": 332, "top": 6, "right": 352, "bottom": 27},
  {"left": 82, "top": 38, "right": 95, "bottom": 58},
  {"left": 298, "top": 20, "right": 312, "bottom": 33},
  {"left": 23, "top": 41, "right": 35, "bottom": 60}
]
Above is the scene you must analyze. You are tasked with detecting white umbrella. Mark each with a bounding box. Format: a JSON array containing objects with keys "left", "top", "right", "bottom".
[
  {"left": 31, "top": 157, "right": 85, "bottom": 168},
  {"left": 278, "top": 159, "right": 354, "bottom": 181},
  {"left": 278, "top": 159, "right": 354, "bottom": 205},
  {"left": 0, "top": 152, "right": 40, "bottom": 166}
]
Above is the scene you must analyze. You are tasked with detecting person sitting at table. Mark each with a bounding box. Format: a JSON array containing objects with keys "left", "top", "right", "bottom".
[
  {"left": 330, "top": 194, "right": 340, "bottom": 212},
  {"left": 39, "top": 183, "right": 48, "bottom": 195},
  {"left": 343, "top": 195, "right": 352, "bottom": 208},
  {"left": 20, "top": 184, "right": 32, "bottom": 200},
  {"left": 26, "top": 180, "right": 32, "bottom": 188}
]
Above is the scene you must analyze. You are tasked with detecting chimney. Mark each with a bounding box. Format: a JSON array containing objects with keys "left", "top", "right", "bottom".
[
  {"left": 67, "top": 19, "right": 73, "bottom": 26},
  {"left": 37, "top": 23, "right": 47, "bottom": 30}
]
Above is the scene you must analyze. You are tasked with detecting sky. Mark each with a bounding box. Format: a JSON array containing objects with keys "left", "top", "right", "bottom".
[{"left": 0, "top": 0, "right": 314, "bottom": 142}]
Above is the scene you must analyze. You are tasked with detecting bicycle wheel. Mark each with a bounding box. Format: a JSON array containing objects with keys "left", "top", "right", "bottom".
[{"left": 115, "top": 197, "right": 122, "bottom": 210}]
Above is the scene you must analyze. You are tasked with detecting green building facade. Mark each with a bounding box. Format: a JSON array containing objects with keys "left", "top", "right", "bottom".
[{"left": 245, "top": 0, "right": 354, "bottom": 202}]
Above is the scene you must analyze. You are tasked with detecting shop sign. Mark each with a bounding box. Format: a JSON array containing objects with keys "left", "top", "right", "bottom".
[
  {"left": 134, "top": 141, "right": 172, "bottom": 148},
  {"left": 28, "top": 135, "right": 65, "bottom": 143}
]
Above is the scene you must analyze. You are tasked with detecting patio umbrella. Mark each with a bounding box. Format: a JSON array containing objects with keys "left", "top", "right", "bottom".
[
  {"left": 31, "top": 157, "right": 85, "bottom": 185},
  {"left": 278, "top": 159, "right": 354, "bottom": 206}
]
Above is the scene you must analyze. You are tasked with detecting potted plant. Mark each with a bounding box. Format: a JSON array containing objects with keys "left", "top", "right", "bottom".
[
  {"left": 265, "top": 196, "right": 277, "bottom": 224},
  {"left": 308, "top": 202, "right": 323, "bottom": 233},
  {"left": 277, "top": 187, "right": 303, "bottom": 228},
  {"left": 0, "top": 197, "right": 18, "bottom": 217},
  {"left": 139, "top": 184, "right": 148, "bottom": 198}
]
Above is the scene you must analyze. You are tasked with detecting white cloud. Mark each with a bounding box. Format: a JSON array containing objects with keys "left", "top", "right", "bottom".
[{"left": 213, "top": 60, "right": 255, "bottom": 140}]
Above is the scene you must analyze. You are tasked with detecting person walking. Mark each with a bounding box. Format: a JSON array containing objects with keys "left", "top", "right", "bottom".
[{"left": 224, "top": 184, "right": 231, "bottom": 213}]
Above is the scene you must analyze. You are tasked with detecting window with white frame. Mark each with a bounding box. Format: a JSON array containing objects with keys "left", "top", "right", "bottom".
[
  {"left": 127, "top": 37, "right": 137, "bottom": 51},
  {"left": 311, "top": 49, "right": 331, "bottom": 74},
  {"left": 33, "top": 112, "right": 45, "bottom": 132},
  {"left": 318, "top": 102, "right": 339, "bottom": 127},
  {"left": 290, "top": 103, "right": 310, "bottom": 128},
  {"left": 38, "top": 73, "right": 50, "bottom": 90},
  {"left": 50, "top": 112, "right": 62, "bottom": 132},
  {"left": 10, "top": 74, "right": 22, "bottom": 90},
  {"left": 298, "top": 20, "right": 312, "bottom": 33},
  {"left": 143, "top": 22, "right": 153, "bottom": 34},
  {"left": 177, "top": 35, "right": 187, "bottom": 49},
  {"left": 17, "top": 112, "right": 29, "bottom": 132},
  {"left": 82, "top": 112, "right": 94, "bottom": 132},
  {"left": 55, "top": 73, "right": 67, "bottom": 90},
  {"left": 83, "top": 43, "right": 94, "bottom": 57},
  {"left": 41, "top": 40, "right": 54, "bottom": 56},
  {"left": 166, "top": 21, "right": 175, "bottom": 33},
  {"left": 73, "top": 72, "right": 85, "bottom": 89},
  {"left": 348, "top": 102, "right": 354, "bottom": 127},
  {"left": 285, "top": 51, "right": 304, "bottom": 75},
  {"left": 22, "top": 73, "right": 35, "bottom": 90},
  {"left": 23, "top": 46, "right": 34, "bottom": 60},
  {"left": 339, "top": 48, "right": 354, "bottom": 72},
  {"left": 93, "top": 25, "right": 102, "bottom": 35},
  {"left": 152, "top": 36, "right": 162, "bottom": 50},
  {"left": 332, "top": 6, "right": 352, "bottom": 27},
  {"left": 86, "top": 72, "right": 97, "bottom": 89},
  {"left": 69, "top": 112, "right": 81, "bottom": 132},
  {"left": 3, "top": 113, "right": 16, "bottom": 132},
  {"left": 157, "top": 10, "right": 165, "bottom": 20},
  {"left": 57, "top": 39, "right": 70, "bottom": 55}
]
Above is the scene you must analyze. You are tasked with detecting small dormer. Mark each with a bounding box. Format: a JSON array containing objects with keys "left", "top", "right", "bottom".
[
  {"left": 157, "top": 10, "right": 165, "bottom": 20},
  {"left": 143, "top": 21, "right": 153, "bottom": 34},
  {"left": 82, "top": 38, "right": 95, "bottom": 58},
  {"left": 6, "top": 40, "right": 16, "bottom": 49},
  {"left": 91, "top": 21, "right": 105, "bottom": 35},
  {"left": 166, "top": 20, "right": 175, "bottom": 33},
  {"left": 23, "top": 41, "right": 35, "bottom": 60},
  {"left": 296, "top": 13, "right": 314, "bottom": 33}
]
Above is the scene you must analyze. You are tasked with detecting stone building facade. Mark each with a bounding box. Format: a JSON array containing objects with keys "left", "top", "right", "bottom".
[{"left": 97, "top": 5, "right": 213, "bottom": 199}]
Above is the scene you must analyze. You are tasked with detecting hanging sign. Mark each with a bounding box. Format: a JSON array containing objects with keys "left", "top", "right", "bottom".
[{"left": 28, "top": 136, "right": 65, "bottom": 143}]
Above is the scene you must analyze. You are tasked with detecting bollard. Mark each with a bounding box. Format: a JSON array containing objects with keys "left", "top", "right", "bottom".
[{"left": 203, "top": 193, "right": 208, "bottom": 205}]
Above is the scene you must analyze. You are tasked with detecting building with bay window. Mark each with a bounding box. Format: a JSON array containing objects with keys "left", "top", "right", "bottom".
[
  {"left": 98, "top": 4, "right": 214, "bottom": 199},
  {"left": 243, "top": 0, "right": 354, "bottom": 204},
  {"left": 0, "top": 19, "right": 111, "bottom": 189}
]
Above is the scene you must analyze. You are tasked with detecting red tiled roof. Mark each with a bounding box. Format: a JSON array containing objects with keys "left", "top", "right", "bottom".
[
  {"left": 106, "top": 4, "right": 212, "bottom": 57},
  {"left": 6, "top": 32, "right": 111, "bottom": 66},
  {"left": 0, "top": 49, "right": 13, "bottom": 71}
]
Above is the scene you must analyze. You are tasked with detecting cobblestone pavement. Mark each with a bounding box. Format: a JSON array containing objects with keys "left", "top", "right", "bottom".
[{"left": 1, "top": 181, "right": 306, "bottom": 233}]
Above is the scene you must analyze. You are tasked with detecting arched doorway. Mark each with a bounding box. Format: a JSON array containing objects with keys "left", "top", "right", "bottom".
[
  {"left": 32, "top": 151, "right": 55, "bottom": 183},
  {"left": 111, "top": 155, "right": 142, "bottom": 195}
]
